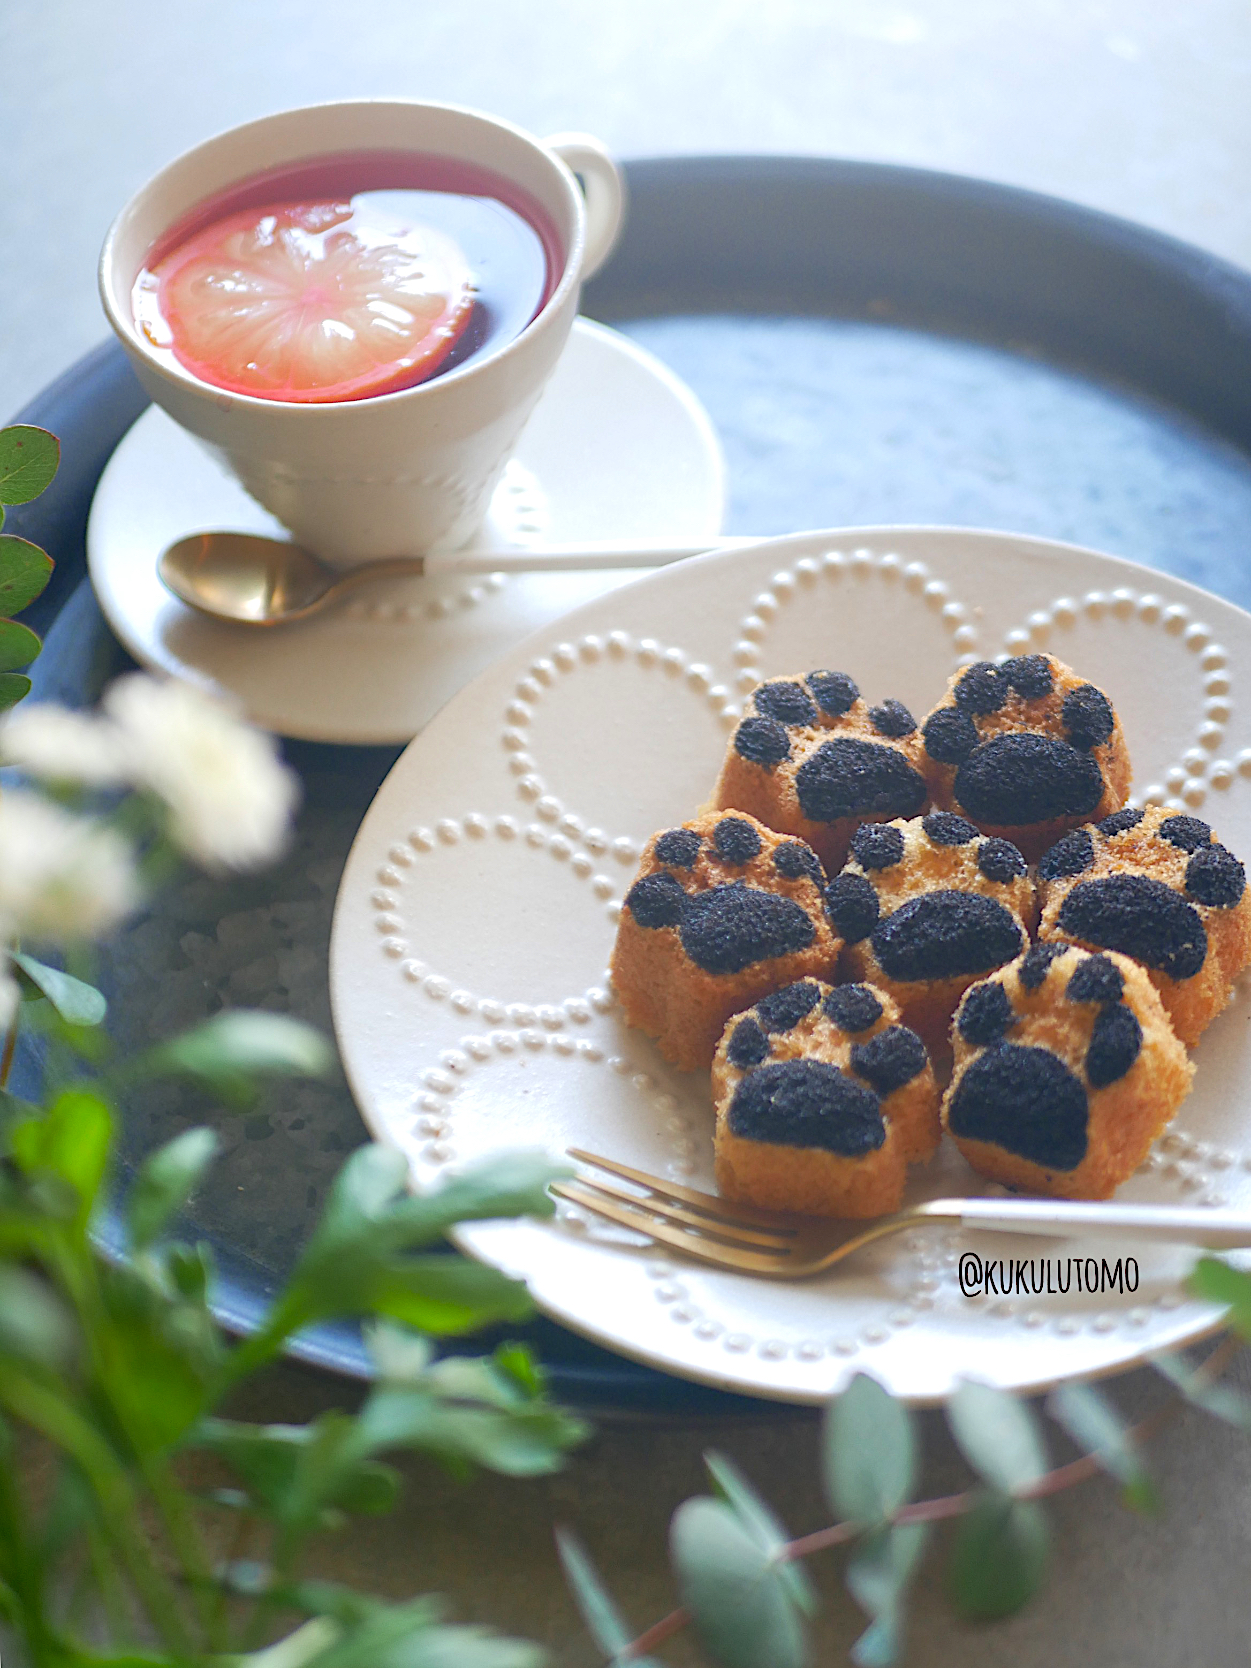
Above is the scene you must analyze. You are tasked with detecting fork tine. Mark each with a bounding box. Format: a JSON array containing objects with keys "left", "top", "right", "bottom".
[
  {"left": 561, "top": 1174, "right": 797, "bottom": 1250},
  {"left": 551, "top": 1182, "right": 800, "bottom": 1274},
  {"left": 566, "top": 1147, "right": 800, "bottom": 1233}
]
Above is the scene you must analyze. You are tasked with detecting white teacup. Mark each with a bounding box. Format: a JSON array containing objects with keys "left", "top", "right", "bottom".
[{"left": 99, "top": 100, "right": 625, "bottom": 567}]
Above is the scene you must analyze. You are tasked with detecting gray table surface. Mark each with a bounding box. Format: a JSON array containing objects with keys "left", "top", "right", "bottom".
[{"left": 5, "top": 3, "right": 1251, "bottom": 1663}]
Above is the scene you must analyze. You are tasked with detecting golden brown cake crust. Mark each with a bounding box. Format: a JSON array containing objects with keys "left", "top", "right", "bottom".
[
  {"left": 918, "top": 655, "right": 1130, "bottom": 861},
  {"left": 942, "top": 945, "right": 1193, "bottom": 1200},
  {"left": 712, "top": 671, "right": 929, "bottom": 871},
  {"left": 826, "top": 813, "right": 1037, "bottom": 1064},
  {"left": 711, "top": 978, "right": 939, "bottom": 1216},
  {"left": 1036, "top": 804, "right": 1251, "bottom": 1047},
  {"left": 609, "top": 811, "right": 839, "bottom": 1071}
]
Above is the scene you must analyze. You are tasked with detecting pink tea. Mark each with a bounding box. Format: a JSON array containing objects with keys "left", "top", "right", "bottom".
[{"left": 132, "top": 150, "right": 561, "bottom": 403}]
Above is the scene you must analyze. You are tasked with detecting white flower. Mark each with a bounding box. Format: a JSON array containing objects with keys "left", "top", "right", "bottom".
[
  {"left": 0, "top": 703, "right": 128, "bottom": 786},
  {"left": 0, "top": 792, "right": 140, "bottom": 944},
  {"left": 104, "top": 674, "right": 299, "bottom": 871}
]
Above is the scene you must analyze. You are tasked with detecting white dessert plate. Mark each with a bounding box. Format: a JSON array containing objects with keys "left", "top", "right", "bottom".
[
  {"left": 85, "top": 319, "right": 725, "bottom": 745},
  {"left": 329, "top": 526, "right": 1251, "bottom": 1404}
]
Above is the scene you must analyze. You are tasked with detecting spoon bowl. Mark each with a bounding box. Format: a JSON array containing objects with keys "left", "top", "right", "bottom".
[{"left": 157, "top": 532, "right": 384, "bottom": 625}]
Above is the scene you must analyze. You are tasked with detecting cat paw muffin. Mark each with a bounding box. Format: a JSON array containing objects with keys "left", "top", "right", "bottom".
[
  {"left": 1037, "top": 805, "right": 1251, "bottom": 1047},
  {"left": 610, "top": 811, "right": 839, "bottom": 1070},
  {"left": 918, "top": 655, "right": 1131, "bottom": 861},
  {"left": 824, "top": 812, "right": 1037, "bottom": 1059},
  {"left": 943, "top": 944, "right": 1193, "bottom": 1199},
  {"left": 712, "top": 671, "right": 929, "bottom": 871},
  {"left": 712, "top": 978, "right": 939, "bottom": 1215}
]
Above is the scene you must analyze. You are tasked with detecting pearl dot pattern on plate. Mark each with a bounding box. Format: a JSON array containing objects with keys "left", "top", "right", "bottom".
[
  {"left": 730, "top": 547, "right": 982, "bottom": 689},
  {"left": 999, "top": 585, "right": 1237, "bottom": 809}
]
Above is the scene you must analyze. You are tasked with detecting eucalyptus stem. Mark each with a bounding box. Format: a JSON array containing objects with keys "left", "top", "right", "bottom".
[{"left": 619, "top": 1332, "right": 1243, "bottom": 1664}]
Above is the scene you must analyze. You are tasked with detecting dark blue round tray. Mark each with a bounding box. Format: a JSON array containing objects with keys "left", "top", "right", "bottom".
[{"left": 7, "top": 156, "right": 1251, "bottom": 1416}]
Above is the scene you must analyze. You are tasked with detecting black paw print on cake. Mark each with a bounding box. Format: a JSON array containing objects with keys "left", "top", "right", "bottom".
[
  {"left": 609, "top": 811, "right": 840, "bottom": 1070},
  {"left": 918, "top": 654, "right": 1130, "bottom": 860},
  {"left": 824, "top": 811, "right": 1037, "bottom": 1055},
  {"left": 711, "top": 977, "right": 940, "bottom": 1215},
  {"left": 1037, "top": 804, "right": 1251, "bottom": 1048},
  {"left": 712, "top": 670, "right": 930, "bottom": 872},
  {"left": 943, "top": 943, "right": 1193, "bottom": 1199}
]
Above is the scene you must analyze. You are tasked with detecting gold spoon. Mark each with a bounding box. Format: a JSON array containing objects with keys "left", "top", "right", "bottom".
[{"left": 158, "top": 530, "right": 752, "bottom": 626}]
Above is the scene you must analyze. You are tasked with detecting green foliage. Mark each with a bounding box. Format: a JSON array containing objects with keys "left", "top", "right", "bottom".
[
  {"left": 1189, "top": 1255, "right": 1251, "bottom": 1340},
  {"left": 0, "top": 671, "right": 32, "bottom": 711},
  {"left": 14, "top": 952, "right": 108, "bottom": 1027},
  {"left": 845, "top": 1523, "right": 927, "bottom": 1668},
  {"left": 1151, "top": 1348, "right": 1251, "bottom": 1429},
  {"left": 144, "top": 1011, "right": 335, "bottom": 1108},
  {"left": 705, "top": 1450, "right": 816, "bottom": 1616},
  {"left": 946, "top": 1379, "right": 1048, "bottom": 1494},
  {"left": 0, "top": 1013, "right": 582, "bottom": 1665},
  {"left": 0, "top": 536, "right": 54, "bottom": 616},
  {"left": 670, "top": 1495, "right": 809, "bottom": 1668},
  {"left": 1048, "top": 1381, "right": 1158, "bottom": 1511},
  {"left": 947, "top": 1495, "right": 1049, "bottom": 1620},
  {"left": 555, "top": 1528, "right": 661, "bottom": 1667},
  {"left": 126, "top": 1126, "right": 218, "bottom": 1251},
  {"left": 0, "top": 426, "right": 60, "bottom": 506},
  {"left": 824, "top": 1372, "right": 915, "bottom": 1526},
  {"left": 0, "top": 423, "right": 58, "bottom": 713},
  {"left": 0, "top": 617, "right": 40, "bottom": 673}
]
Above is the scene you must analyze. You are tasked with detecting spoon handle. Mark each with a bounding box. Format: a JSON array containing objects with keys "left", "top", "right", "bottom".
[{"left": 419, "top": 536, "right": 760, "bottom": 576}]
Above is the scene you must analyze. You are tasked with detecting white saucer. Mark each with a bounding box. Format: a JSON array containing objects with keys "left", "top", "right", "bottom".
[
  {"left": 330, "top": 526, "right": 1251, "bottom": 1404},
  {"left": 86, "top": 320, "right": 725, "bottom": 745}
]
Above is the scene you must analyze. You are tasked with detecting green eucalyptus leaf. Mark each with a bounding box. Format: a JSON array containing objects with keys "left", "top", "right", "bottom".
[
  {"left": 0, "top": 617, "right": 40, "bottom": 672},
  {"left": 149, "top": 1011, "right": 332, "bottom": 1106},
  {"left": 1151, "top": 1349, "right": 1251, "bottom": 1429},
  {"left": 947, "top": 1379, "right": 1048, "bottom": 1494},
  {"left": 0, "top": 1264, "right": 75, "bottom": 1369},
  {"left": 845, "top": 1522, "right": 928, "bottom": 1668},
  {"left": 0, "top": 672, "right": 32, "bottom": 711},
  {"left": 947, "top": 1494, "right": 1049, "bottom": 1621},
  {"left": 1188, "top": 1256, "right": 1251, "bottom": 1339},
  {"left": 556, "top": 1527, "right": 661, "bottom": 1665},
  {"left": 0, "top": 535, "right": 54, "bottom": 614},
  {"left": 12, "top": 953, "right": 107, "bottom": 1027},
  {"left": 0, "top": 426, "right": 59, "bottom": 505},
  {"left": 824, "top": 1372, "right": 915, "bottom": 1526},
  {"left": 1047, "top": 1381, "right": 1158, "bottom": 1512},
  {"left": 706, "top": 1449, "right": 816, "bottom": 1616},
  {"left": 671, "top": 1496, "right": 808, "bottom": 1668},
  {"left": 127, "top": 1126, "right": 218, "bottom": 1250}
]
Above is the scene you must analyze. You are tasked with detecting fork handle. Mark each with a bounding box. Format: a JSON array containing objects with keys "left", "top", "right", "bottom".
[{"left": 949, "top": 1196, "right": 1251, "bottom": 1249}]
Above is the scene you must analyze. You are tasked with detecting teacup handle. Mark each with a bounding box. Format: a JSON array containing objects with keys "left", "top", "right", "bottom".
[{"left": 546, "top": 133, "right": 626, "bottom": 279}]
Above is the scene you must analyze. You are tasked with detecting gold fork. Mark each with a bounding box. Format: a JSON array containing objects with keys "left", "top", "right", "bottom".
[{"left": 551, "top": 1148, "right": 1251, "bottom": 1279}]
